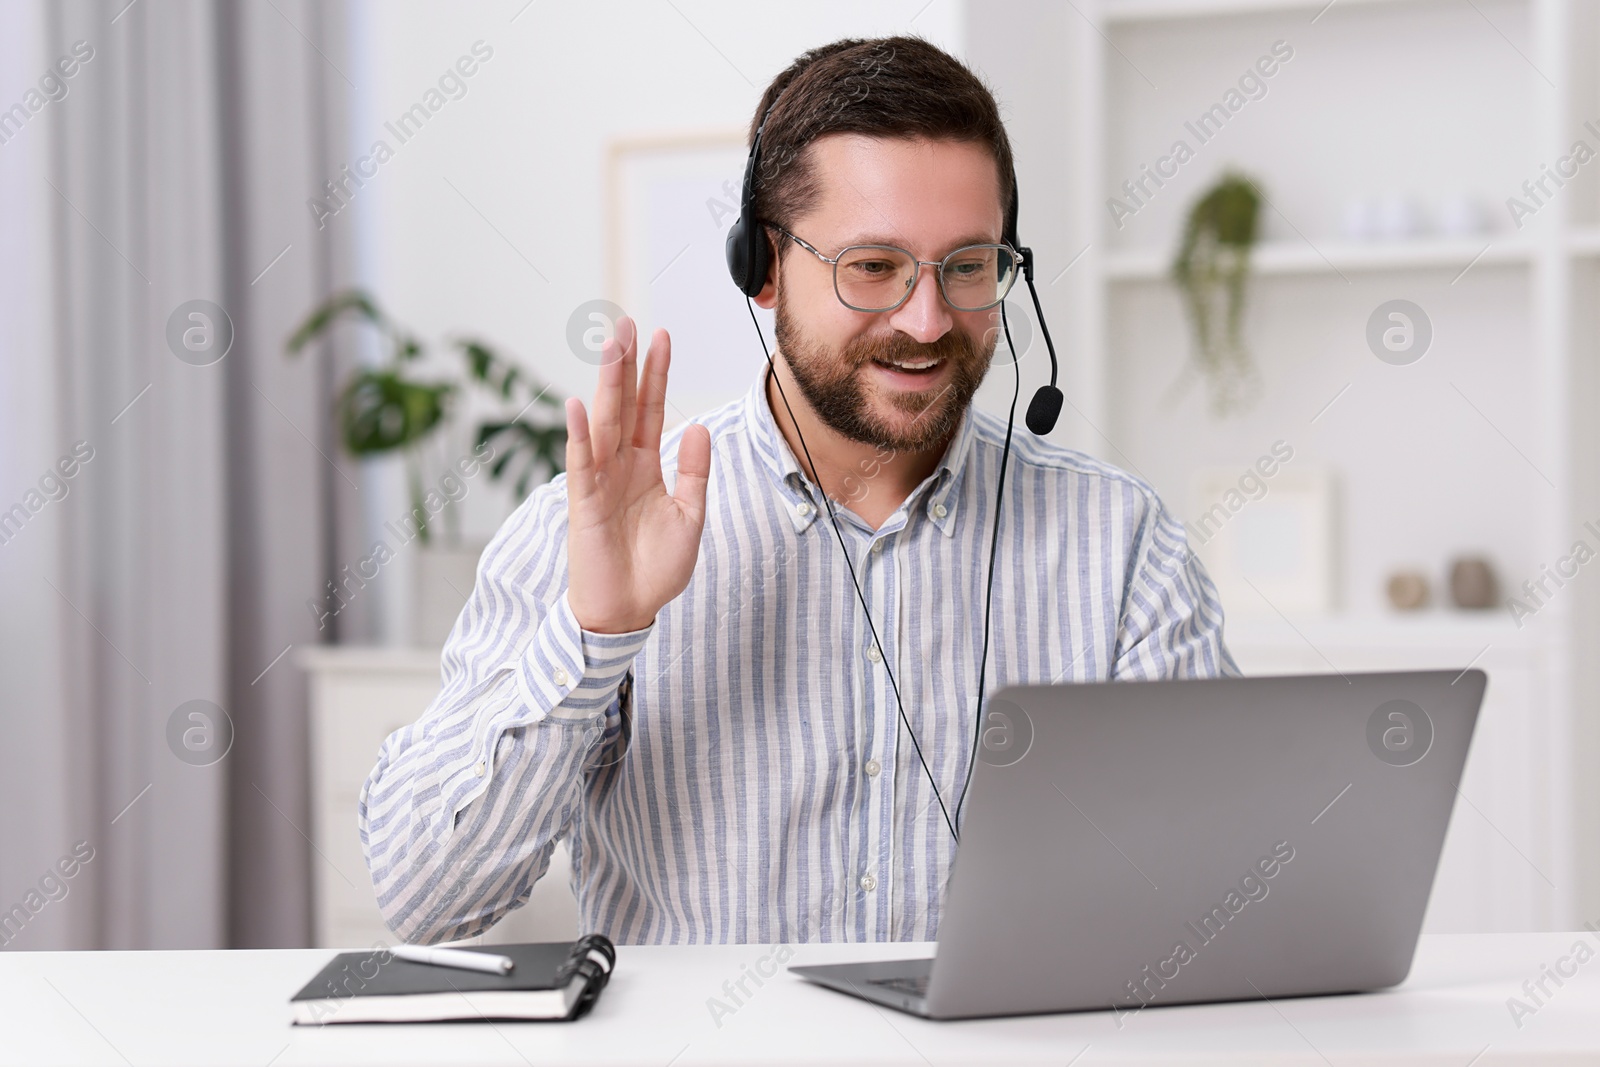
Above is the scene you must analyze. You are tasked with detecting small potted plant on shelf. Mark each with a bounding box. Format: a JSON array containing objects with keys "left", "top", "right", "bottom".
[{"left": 1170, "top": 170, "right": 1263, "bottom": 418}]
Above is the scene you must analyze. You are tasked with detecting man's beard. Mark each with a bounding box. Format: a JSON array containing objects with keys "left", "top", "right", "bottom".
[{"left": 773, "top": 294, "right": 996, "bottom": 453}]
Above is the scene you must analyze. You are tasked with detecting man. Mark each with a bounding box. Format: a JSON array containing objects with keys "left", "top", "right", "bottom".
[{"left": 360, "top": 35, "right": 1236, "bottom": 947}]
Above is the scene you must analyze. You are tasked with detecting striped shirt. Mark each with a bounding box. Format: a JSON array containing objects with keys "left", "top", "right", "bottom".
[{"left": 359, "top": 364, "right": 1238, "bottom": 946}]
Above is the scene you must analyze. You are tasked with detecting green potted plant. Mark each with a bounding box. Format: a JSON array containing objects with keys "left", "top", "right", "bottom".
[
  {"left": 287, "top": 289, "right": 568, "bottom": 644},
  {"left": 1170, "top": 171, "right": 1263, "bottom": 418}
]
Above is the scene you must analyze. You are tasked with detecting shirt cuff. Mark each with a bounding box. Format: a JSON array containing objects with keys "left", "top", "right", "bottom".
[{"left": 515, "top": 590, "right": 653, "bottom": 722}]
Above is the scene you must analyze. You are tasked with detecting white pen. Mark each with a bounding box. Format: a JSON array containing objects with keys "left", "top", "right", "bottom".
[{"left": 389, "top": 943, "right": 515, "bottom": 976}]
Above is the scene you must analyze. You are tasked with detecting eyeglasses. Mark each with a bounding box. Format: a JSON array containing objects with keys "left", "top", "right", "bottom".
[{"left": 771, "top": 226, "right": 1022, "bottom": 313}]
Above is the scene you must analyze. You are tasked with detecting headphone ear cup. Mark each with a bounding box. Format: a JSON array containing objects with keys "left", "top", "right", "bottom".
[
  {"left": 745, "top": 222, "right": 770, "bottom": 297},
  {"left": 724, "top": 218, "right": 751, "bottom": 294},
  {"left": 724, "top": 216, "right": 770, "bottom": 298}
]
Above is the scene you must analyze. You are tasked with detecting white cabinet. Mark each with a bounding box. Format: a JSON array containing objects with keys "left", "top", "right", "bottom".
[{"left": 299, "top": 647, "right": 578, "bottom": 948}]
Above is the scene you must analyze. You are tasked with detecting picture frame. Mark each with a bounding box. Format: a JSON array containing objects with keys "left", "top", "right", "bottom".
[
  {"left": 604, "top": 130, "right": 771, "bottom": 421},
  {"left": 1187, "top": 466, "right": 1338, "bottom": 616}
]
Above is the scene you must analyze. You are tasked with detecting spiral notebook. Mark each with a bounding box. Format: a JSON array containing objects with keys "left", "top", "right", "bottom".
[{"left": 290, "top": 935, "right": 616, "bottom": 1024}]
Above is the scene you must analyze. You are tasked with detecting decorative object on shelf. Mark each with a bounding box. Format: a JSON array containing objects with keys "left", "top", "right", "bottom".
[
  {"left": 1386, "top": 570, "right": 1431, "bottom": 611},
  {"left": 1340, "top": 197, "right": 1380, "bottom": 242},
  {"left": 286, "top": 289, "right": 569, "bottom": 545},
  {"left": 1340, "top": 193, "right": 1494, "bottom": 242},
  {"left": 1449, "top": 556, "right": 1499, "bottom": 610},
  {"left": 1171, "top": 170, "right": 1262, "bottom": 418},
  {"left": 1374, "top": 193, "right": 1424, "bottom": 240},
  {"left": 1436, "top": 194, "right": 1491, "bottom": 238}
]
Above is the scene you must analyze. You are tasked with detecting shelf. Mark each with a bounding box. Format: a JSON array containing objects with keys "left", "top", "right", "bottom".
[
  {"left": 1104, "top": 236, "right": 1532, "bottom": 281},
  {"left": 1101, "top": 0, "right": 1419, "bottom": 25},
  {"left": 1225, "top": 611, "right": 1540, "bottom": 651}
]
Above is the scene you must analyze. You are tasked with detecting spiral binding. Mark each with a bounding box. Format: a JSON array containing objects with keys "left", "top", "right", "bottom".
[{"left": 555, "top": 933, "right": 617, "bottom": 1020}]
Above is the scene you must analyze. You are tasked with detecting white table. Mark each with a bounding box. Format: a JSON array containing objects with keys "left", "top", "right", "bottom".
[{"left": 4, "top": 934, "right": 1598, "bottom": 1065}]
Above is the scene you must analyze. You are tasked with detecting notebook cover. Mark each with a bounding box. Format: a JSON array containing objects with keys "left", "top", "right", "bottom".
[{"left": 291, "top": 942, "right": 588, "bottom": 1002}]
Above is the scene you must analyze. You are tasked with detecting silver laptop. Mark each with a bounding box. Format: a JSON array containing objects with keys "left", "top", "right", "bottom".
[{"left": 792, "top": 669, "right": 1486, "bottom": 1019}]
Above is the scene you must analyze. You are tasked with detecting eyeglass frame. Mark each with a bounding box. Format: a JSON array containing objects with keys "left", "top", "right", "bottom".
[{"left": 768, "top": 224, "right": 1023, "bottom": 313}]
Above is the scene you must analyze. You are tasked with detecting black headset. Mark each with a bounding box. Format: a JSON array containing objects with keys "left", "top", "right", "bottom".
[
  {"left": 725, "top": 97, "right": 1063, "bottom": 435},
  {"left": 723, "top": 75, "right": 1063, "bottom": 841}
]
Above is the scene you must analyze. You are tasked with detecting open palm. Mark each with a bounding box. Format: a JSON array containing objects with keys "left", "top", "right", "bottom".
[{"left": 563, "top": 315, "right": 712, "bottom": 634}]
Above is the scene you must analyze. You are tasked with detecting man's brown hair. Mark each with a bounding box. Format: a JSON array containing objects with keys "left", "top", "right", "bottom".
[{"left": 746, "top": 35, "right": 1015, "bottom": 257}]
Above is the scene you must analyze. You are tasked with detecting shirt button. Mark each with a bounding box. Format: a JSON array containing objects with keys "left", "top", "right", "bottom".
[
  {"left": 474, "top": 761, "right": 486, "bottom": 777},
  {"left": 795, "top": 501, "right": 812, "bottom": 517},
  {"left": 932, "top": 502, "right": 948, "bottom": 519},
  {"left": 860, "top": 873, "right": 877, "bottom": 892},
  {"left": 871, "top": 540, "right": 884, "bottom": 554},
  {"left": 553, "top": 667, "right": 570, "bottom": 687},
  {"left": 864, "top": 758, "right": 881, "bottom": 777},
  {"left": 866, "top": 643, "right": 882, "bottom": 663}
]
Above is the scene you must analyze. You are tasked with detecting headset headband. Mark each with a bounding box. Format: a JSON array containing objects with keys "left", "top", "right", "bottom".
[{"left": 726, "top": 88, "right": 1025, "bottom": 295}]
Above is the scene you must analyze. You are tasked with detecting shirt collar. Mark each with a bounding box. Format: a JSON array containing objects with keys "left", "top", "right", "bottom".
[{"left": 742, "top": 363, "right": 977, "bottom": 537}]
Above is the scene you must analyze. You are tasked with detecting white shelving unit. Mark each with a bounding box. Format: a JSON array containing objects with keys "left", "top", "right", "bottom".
[
  {"left": 1104, "top": 236, "right": 1537, "bottom": 280},
  {"left": 1102, "top": 0, "right": 1404, "bottom": 21},
  {"left": 975, "top": 0, "right": 1598, "bottom": 928}
]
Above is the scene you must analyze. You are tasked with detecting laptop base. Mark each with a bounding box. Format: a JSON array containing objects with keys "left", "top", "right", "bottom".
[{"left": 791, "top": 959, "right": 933, "bottom": 1018}]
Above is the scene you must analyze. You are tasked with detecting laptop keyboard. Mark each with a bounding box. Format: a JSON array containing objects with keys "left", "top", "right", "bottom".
[{"left": 868, "top": 974, "right": 929, "bottom": 997}]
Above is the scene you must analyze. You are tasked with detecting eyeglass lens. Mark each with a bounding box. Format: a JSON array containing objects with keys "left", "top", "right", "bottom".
[{"left": 833, "top": 245, "right": 1017, "bottom": 312}]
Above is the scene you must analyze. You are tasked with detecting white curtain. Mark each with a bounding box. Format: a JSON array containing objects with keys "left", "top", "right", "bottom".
[{"left": 0, "top": 0, "right": 369, "bottom": 949}]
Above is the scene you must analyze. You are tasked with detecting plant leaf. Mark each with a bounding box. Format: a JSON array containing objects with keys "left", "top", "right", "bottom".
[
  {"left": 473, "top": 417, "right": 567, "bottom": 499},
  {"left": 338, "top": 370, "right": 455, "bottom": 455},
  {"left": 286, "top": 289, "right": 388, "bottom": 353}
]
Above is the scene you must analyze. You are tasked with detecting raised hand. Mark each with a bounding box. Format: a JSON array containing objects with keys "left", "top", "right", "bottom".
[{"left": 563, "top": 315, "right": 713, "bottom": 634}]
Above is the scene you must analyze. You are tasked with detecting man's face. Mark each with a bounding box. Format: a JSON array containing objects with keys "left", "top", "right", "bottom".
[{"left": 762, "top": 134, "right": 1004, "bottom": 453}]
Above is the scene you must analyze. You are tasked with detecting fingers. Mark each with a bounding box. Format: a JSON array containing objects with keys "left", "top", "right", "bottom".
[
  {"left": 633, "top": 328, "right": 671, "bottom": 451},
  {"left": 672, "top": 422, "right": 712, "bottom": 528},
  {"left": 588, "top": 315, "right": 636, "bottom": 463},
  {"left": 617, "top": 317, "right": 639, "bottom": 454},
  {"left": 588, "top": 338, "right": 622, "bottom": 462},
  {"left": 564, "top": 397, "right": 595, "bottom": 499}
]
